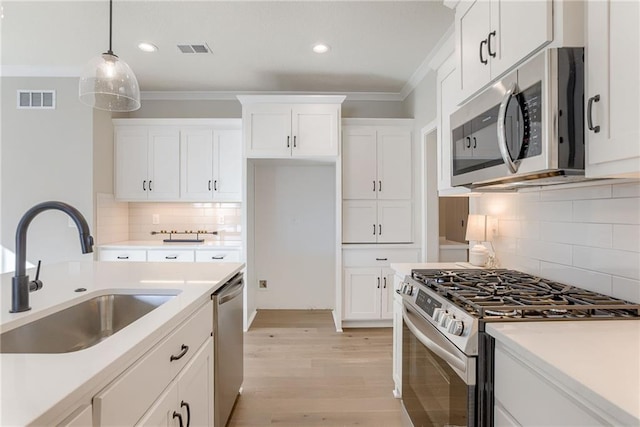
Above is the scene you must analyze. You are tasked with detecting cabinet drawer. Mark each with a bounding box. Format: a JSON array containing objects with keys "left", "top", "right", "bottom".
[
  {"left": 94, "top": 302, "right": 213, "bottom": 427},
  {"left": 343, "top": 248, "right": 419, "bottom": 267},
  {"left": 99, "top": 249, "right": 147, "bottom": 262},
  {"left": 195, "top": 249, "right": 241, "bottom": 263},
  {"left": 147, "top": 249, "right": 195, "bottom": 262}
]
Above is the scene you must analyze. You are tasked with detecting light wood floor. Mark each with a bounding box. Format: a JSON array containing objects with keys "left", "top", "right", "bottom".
[{"left": 227, "top": 310, "right": 403, "bottom": 427}]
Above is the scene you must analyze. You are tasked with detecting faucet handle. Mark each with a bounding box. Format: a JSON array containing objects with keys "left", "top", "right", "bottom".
[{"left": 29, "top": 260, "right": 43, "bottom": 292}]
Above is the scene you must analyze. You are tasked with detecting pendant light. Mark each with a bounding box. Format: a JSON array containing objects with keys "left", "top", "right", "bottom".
[{"left": 79, "top": 0, "right": 140, "bottom": 112}]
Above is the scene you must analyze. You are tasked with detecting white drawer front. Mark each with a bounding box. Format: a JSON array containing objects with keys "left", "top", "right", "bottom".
[
  {"left": 195, "top": 249, "right": 241, "bottom": 263},
  {"left": 147, "top": 249, "right": 195, "bottom": 262},
  {"left": 94, "top": 302, "right": 212, "bottom": 427},
  {"left": 99, "top": 249, "right": 147, "bottom": 262},
  {"left": 343, "top": 248, "right": 419, "bottom": 267}
]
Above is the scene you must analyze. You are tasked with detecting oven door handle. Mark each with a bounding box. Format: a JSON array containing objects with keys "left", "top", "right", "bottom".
[{"left": 403, "top": 305, "right": 467, "bottom": 374}]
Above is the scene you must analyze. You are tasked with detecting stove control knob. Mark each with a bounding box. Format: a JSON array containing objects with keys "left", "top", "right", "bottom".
[
  {"left": 439, "top": 312, "right": 452, "bottom": 328},
  {"left": 432, "top": 308, "right": 445, "bottom": 323},
  {"left": 447, "top": 319, "right": 464, "bottom": 336}
]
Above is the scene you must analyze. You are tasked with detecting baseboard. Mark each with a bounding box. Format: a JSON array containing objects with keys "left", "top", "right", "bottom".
[
  {"left": 244, "top": 309, "right": 257, "bottom": 332},
  {"left": 341, "top": 319, "right": 393, "bottom": 328}
]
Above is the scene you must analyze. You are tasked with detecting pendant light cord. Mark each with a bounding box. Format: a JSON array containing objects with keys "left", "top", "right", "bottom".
[{"left": 106, "top": 0, "right": 114, "bottom": 55}]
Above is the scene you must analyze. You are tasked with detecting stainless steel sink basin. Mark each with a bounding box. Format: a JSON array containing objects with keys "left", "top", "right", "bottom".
[{"left": 0, "top": 294, "right": 175, "bottom": 353}]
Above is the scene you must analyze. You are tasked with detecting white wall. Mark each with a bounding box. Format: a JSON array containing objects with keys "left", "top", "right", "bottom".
[
  {"left": 1, "top": 77, "right": 94, "bottom": 271},
  {"left": 471, "top": 181, "right": 640, "bottom": 303},
  {"left": 253, "top": 163, "right": 336, "bottom": 309}
]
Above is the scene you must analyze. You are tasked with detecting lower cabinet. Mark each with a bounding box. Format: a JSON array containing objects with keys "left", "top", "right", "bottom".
[
  {"left": 98, "top": 249, "right": 147, "bottom": 262},
  {"left": 99, "top": 247, "right": 241, "bottom": 263},
  {"left": 147, "top": 250, "right": 195, "bottom": 263},
  {"left": 392, "top": 274, "right": 403, "bottom": 398},
  {"left": 343, "top": 267, "right": 395, "bottom": 320},
  {"left": 136, "top": 339, "right": 213, "bottom": 427}
]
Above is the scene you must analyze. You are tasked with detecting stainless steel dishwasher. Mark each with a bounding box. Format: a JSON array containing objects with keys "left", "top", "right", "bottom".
[{"left": 212, "top": 272, "right": 244, "bottom": 427}]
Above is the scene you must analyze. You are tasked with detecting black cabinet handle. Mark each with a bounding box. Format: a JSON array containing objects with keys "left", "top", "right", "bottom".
[
  {"left": 466, "top": 136, "right": 471, "bottom": 148},
  {"left": 181, "top": 401, "right": 191, "bottom": 427},
  {"left": 293, "top": 135, "right": 297, "bottom": 148},
  {"left": 149, "top": 180, "right": 152, "bottom": 191},
  {"left": 488, "top": 31, "right": 496, "bottom": 57},
  {"left": 378, "top": 180, "right": 382, "bottom": 192},
  {"left": 379, "top": 224, "right": 382, "bottom": 235},
  {"left": 143, "top": 180, "right": 146, "bottom": 191},
  {"left": 383, "top": 277, "right": 387, "bottom": 289},
  {"left": 165, "top": 256, "right": 178, "bottom": 260},
  {"left": 214, "top": 180, "right": 218, "bottom": 191},
  {"left": 479, "top": 39, "right": 488, "bottom": 64},
  {"left": 173, "top": 411, "right": 184, "bottom": 427},
  {"left": 377, "top": 277, "right": 380, "bottom": 289},
  {"left": 473, "top": 137, "right": 477, "bottom": 149},
  {"left": 373, "top": 180, "right": 376, "bottom": 192},
  {"left": 116, "top": 256, "right": 129, "bottom": 260},
  {"left": 208, "top": 180, "right": 212, "bottom": 191},
  {"left": 375, "top": 257, "right": 388, "bottom": 261},
  {"left": 211, "top": 256, "right": 224, "bottom": 260},
  {"left": 287, "top": 136, "right": 290, "bottom": 148},
  {"left": 170, "top": 344, "right": 189, "bottom": 361},
  {"left": 587, "top": 95, "right": 601, "bottom": 133},
  {"left": 373, "top": 224, "right": 376, "bottom": 235}
]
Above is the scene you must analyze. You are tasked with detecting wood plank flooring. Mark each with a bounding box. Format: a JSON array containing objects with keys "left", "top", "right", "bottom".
[{"left": 227, "top": 310, "right": 403, "bottom": 427}]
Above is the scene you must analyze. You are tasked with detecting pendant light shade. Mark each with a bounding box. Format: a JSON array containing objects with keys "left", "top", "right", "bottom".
[{"left": 79, "top": 0, "right": 140, "bottom": 112}]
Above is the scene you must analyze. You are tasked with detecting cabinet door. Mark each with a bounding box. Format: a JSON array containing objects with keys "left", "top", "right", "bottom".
[
  {"left": 392, "top": 296, "right": 403, "bottom": 396},
  {"left": 136, "top": 382, "right": 178, "bottom": 427},
  {"left": 99, "top": 248, "right": 147, "bottom": 262},
  {"left": 342, "top": 200, "right": 377, "bottom": 244},
  {"left": 377, "top": 130, "right": 412, "bottom": 200},
  {"left": 380, "top": 268, "right": 395, "bottom": 320},
  {"left": 458, "top": 0, "right": 491, "bottom": 100},
  {"left": 181, "top": 129, "right": 214, "bottom": 201},
  {"left": 490, "top": 0, "right": 552, "bottom": 78},
  {"left": 292, "top": 104, "right": 339, "bottom": 157},
  {"left": 343, "top": 268, "right": 381, "bottom": 320},
  {"left": 148, "top": 128, "right": 180, "bottom": 200},
  {"left": 213, "top": 129, "right": 242, "bottom": 201},
  {"left": 177, "top": 340, "right": 214, "bottom": 427},
  {"left": 586, "top": 0, "right": 640, "bottom": 177},
  {"left": 115, "top": 127, "right": 148, "bottom": 200},
  {"left": 244, "top": 104, "right": 292, "bottom": 158},
  {"left": 377, "top": 201, "right": 412, "bottom": 244},
  {"left": 342, "top": 127, "right": 377, "bottom": 199},
  {"left": 147, "top": 250, "right": 195, "bottom": 262}
]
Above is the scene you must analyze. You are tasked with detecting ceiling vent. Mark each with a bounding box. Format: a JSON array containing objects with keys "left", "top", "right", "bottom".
[
  {"left": 17, "top": 90, "right": 56, "bottom": 109},
  {"left": 177, "top": 43, "right": 212, "bottom": 54}
]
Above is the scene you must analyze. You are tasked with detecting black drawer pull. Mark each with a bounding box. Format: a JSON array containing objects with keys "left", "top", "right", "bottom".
[
  {"left": 173, "top": 411, "right": 184, "bottom": 427},
  {"left": 287, "top": 135, "right": 290, "bottom": 148},
  {"left": 149, "top": 180, "right": 152, "bottom": 191},
  {"left": 143, "top": 180, "right": 146, "bottom": 191},
  {"left": 383, "top": 277, "right": 387, "bottom": 289},
  {"left": 208, "top": 180, "right": 212, "bottom": 191},
  {"left": 165, "top": 256, "right": 178, "bottom": 260},
  {"left": 170, "top": 344, "right": 189, "bottom": 362},
  {"left": 181, "top": 401, "right": 191, "bottom": 427},
  {"left": 375, "top": 257, "right": 388, "bottom": 261},
  {"left": 116, "top": 256, "right": 129, "bottom": 260},
  {"left": 211, "top": 256, "right": 225, "bottom": 260}
]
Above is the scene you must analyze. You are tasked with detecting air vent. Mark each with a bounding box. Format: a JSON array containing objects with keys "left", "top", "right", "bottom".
[
  {"left": 17, "top": 90, "right": 56, "bottom": 109},
  {"left": 177, "top": 43, "right": 212, "bottom": 54}
]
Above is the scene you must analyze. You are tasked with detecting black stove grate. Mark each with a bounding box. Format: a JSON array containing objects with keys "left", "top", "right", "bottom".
[{"left": 411, "top": 269, "right": 640, "bottom": 320}]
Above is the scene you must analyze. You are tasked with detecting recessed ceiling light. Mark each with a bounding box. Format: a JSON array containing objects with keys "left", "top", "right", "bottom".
[
  {"left": 312, "top": 43, "right": 330, "bottom": 54},
  {"left": 138, "top": 42, "right": 158, "bottom": 53}
]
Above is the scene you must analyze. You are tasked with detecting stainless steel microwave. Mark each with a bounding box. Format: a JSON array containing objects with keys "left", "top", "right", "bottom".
[{"left": 450, "top": 48, "right": 585, "bottom": 190}]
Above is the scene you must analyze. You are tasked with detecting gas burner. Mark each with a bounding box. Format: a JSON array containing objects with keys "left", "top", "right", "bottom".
[{"left": 485, "top": 309, "right": 519, "bottom": 317}]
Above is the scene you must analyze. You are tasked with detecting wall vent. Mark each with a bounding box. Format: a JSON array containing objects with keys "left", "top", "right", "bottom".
[
  {"left": 17, "top": 90, "right": 56, "bottom": 109},
  {"left": 177, "top": 43, "right": 212, "bottom": 54}
]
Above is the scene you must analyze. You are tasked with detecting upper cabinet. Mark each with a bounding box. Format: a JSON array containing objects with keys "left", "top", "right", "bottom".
[
  {"left": 456, "top": 0, "right": 552, "bottom": 102},
  {"left": 114, "top": 119, "right": 242, "bottom": 202},
  {"left": 585, "top": 0, "right": 640, "bottom": 178},
  {"left": 115, "top": 126, "right": 180, "bottom": 201},
  {"left": 238, "top": 95, "right": 345, "bottom": 159}
]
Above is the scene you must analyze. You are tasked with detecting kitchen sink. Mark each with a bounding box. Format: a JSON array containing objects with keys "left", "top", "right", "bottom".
[{"left": 0, "top": 294, "right": 176, "bottom": 353}]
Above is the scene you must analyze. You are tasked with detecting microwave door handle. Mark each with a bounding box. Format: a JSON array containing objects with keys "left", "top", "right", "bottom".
[
  {"left": 402, "top": 305, "right": 468, "bottom": 378},
  {"left": 497, "top": 82, "right": 520, "bottom": 174}
]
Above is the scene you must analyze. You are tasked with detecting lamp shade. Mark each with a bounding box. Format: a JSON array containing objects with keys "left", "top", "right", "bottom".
[
  {"left": 465, "top": 214, "right": 487, "bottom": 242},
  {"left": 79, "top": 53, "right": 140, "bottom": 112}
]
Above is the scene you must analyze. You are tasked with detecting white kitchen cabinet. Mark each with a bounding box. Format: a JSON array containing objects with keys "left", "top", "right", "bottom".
[
  {"left": 343, "top": 267, "right": 394, "bottom": 320},
  {"left": 342, "top": 127, "right": 412, "bottom": 200},
  {"left": 392, "top": 273, "right": 404, "bottom": 398},
  {"left": 98, "top": 248, "right": 147, "bottom": 262},
  {"left": 58, "top": 404, "right": 92, "bottom": 427},
  {"left": 137, "top": 339, "right": 213, "bottom": 427},
  {"left": 181, "top": 129, "right": 242, "bottom": 201},
  {"left": 585, "top": 0, "right": 640, "bottom": 178},
  {"left": 342, "top": 200, "right": 412, "bottom": 244},
  {"left": 240, "top": 98, "right": 343, "bottom": 158},
  {"left": 147, "top": 250, "right": 195, "bottom": 263},
  {"left": 194, "top": 249, "right": 241, "bottom": 263},
  {"left": 456, "top": 0, "right": 552, "bottom": 102},
  {"left": 115, "top": 126, "right": 180, "bottom": 201}
]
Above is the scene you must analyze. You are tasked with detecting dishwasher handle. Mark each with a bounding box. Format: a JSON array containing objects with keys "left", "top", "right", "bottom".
[{"left": 216, "top": 274, "right": 244, "bottom": 305}]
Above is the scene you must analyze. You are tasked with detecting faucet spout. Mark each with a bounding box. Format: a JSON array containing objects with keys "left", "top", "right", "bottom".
[{"left": 11, "top": 201, "right": 94, "bottom": 313}]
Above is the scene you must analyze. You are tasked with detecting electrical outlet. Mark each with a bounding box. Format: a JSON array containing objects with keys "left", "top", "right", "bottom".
[
  {"left": 259, "top": 280, "right": 268, "bottom": 289},
  {"left": 152, "top": 214, "right": 160, "bottom": 225}
]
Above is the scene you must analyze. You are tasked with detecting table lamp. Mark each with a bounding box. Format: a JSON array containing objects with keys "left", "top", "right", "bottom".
[{"left": 466, "top": 214, "right": 488, "bottom": 267}]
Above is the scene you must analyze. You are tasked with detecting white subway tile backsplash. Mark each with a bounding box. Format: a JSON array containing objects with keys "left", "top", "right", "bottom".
[
  {"left": 517, "top": 238, "right": 573, "bottom": 265},
  {"left": 612, "top": 225, "right": 640, "bottom": 252},
  {"left": 539, "top": 184, "right": 612, "bottom": 201},
  {"left": 535, "top": 201, "right": 573, "bottom": 222},
  {"left": 498, "top": 219, "right": 520, "bottom": 238},
  {"left": 573, "top": 198, "right": 640, "bottom": 224},
  {"left": 539, "top": 261, "right": 613, "bottom": 296},
  {"left": 573, "top": 246, "right": 640, "bottom": 280},
  {"left": 611, "top": 276, "right": 640, "bottom": 304},
  {"left": 519, "top": 221, "right": 540, "bottom": 240},
  {"left": 539, "top": 222, "right": 612, "bottom": 248},
  {"left": 611, "top": 181, "right": 640, "bottom": 198}
]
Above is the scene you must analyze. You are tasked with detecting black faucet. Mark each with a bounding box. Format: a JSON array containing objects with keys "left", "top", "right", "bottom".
[{"left": 11, "top": 201, "right": 94, "bottom": 313}]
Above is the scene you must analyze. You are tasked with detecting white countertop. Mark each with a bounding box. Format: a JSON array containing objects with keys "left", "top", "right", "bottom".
[
  {"left": 487, "top": 321, "right": 640, "bottom": 425},
  {"left": 0, "top": 261, "right": 243, "bottom": 426},
  {"left": 99, "top": 240, "right": 242, "bottom": 250},
  {"left": 389, "top": 262, "right": 475, "bottom": 277}
]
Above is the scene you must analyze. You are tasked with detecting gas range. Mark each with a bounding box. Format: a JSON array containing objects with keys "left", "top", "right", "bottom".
[{"left": 400, "top": 269, "right": 640, "bottom": 356}]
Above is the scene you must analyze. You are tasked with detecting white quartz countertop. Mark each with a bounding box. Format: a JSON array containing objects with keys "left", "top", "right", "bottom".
[
  {"left": 0, "top": 261, "right": 243, "bottom": 426},
  {"left": 389, "top": 262, "right": 475, "bottom": 277},
  {"left": 487, "top": 321, "right": 640, "bottom": 425},
  {"left": 99, "top": 240, "right": 242, "bottom": 250}
]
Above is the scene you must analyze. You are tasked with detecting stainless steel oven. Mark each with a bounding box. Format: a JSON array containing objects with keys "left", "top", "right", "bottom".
[{"left": 402, "top": 303, "right": 476, "bottom": 427}]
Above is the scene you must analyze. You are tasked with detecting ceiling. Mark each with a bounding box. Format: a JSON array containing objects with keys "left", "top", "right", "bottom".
[{"left": 1, "top": 1, "right": 454, "bottom": 97}]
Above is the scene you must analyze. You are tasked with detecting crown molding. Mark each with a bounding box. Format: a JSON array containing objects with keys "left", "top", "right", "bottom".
[
  {"left": 141, "top": 91, "right": 403, "bottom": 102},
  {"left": 399, "top": 23, "right": 455, "bottom": 100}
]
